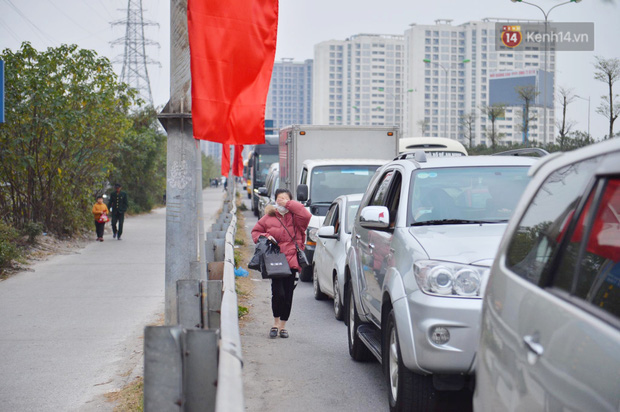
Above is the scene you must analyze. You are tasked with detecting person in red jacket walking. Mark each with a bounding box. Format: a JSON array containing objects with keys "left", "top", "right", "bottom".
[{"left": 251, "top": 189, "right": 311, "bottom": 339}]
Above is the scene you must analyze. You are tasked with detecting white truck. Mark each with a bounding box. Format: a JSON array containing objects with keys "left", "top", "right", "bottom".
[{"left": 278, "top": 125, "right": 399, "bottom": 281}]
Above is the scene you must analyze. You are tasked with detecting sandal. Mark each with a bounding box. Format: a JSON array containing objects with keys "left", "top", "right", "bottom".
[
  {"left": 269, "top": 327, "right": 278, "bottom": 339},
  {"left": 279, "top": 329, "right": 289, "bottom": 339}
]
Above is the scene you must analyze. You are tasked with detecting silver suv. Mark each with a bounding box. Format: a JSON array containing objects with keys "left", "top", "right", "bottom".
[
  {"left": 474, "top": 139, "right": 620, "bottom": 411},
  {"left": 345, "top": 151, "right": 536, "bottom": 411}
]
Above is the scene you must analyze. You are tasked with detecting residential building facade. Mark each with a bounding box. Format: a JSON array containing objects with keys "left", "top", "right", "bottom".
[
  {"left": 404, "top": 19, "right": 556, "bottom": 145},
  {"left": 265, "top": 58, "right": 313, "bottom": 130},
  {"left": 313, "top": 34, "right": 406, "bottom": 127}
]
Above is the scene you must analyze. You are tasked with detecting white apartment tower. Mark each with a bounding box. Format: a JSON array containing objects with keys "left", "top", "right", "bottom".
[
  {"left": 313, "top": 34, "right": 406, "bottom": 127},
  {"left": 266, "top": 58, "right": 313, "bottom": 130},
  {"left": 405, "top": 19, "right": 556, "bottom": 146}
]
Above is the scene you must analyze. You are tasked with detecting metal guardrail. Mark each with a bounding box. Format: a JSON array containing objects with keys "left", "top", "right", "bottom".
[{"left": 144, "top": 187, "right": 244, "bottom": 412}]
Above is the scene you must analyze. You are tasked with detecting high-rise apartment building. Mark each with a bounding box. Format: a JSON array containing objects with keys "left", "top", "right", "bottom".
[
  {"left": 265, "top": 58, "right": 313, "bottom": 129},
  {"left": 311, "top": 20, "right": 556, "bottom": 146},
  {"left": 404, "top": 19, "right": 556, "bottom": 145},
  {"left": 313, "top": 34, "right": 406, "bottom": 127}
]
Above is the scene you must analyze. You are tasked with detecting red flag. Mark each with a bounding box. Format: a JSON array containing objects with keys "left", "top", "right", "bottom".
[
  {"left": 188, "top": 0, "right": 278, "bottom": 145},
  {"left": 221, "top": 144, "right": 231, "bottom": 176},
  {"left": 233, "top": 145, "right": 244, "bottom": 177}
]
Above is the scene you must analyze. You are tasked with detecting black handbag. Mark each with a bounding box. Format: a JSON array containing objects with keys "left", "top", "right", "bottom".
[
  {"left": 262, "top": 242, "right": 292, "bottom": 278},
  {"left": 277, "top": 215, "right": 309, "bottom": 270},
  {"left": 248, "top": 236, "right": 269, "bottom": 270}
]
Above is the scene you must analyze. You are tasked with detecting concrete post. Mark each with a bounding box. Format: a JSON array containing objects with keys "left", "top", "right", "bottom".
[{"left": 158, "top": 0, "right": 198, "bottom": 325}]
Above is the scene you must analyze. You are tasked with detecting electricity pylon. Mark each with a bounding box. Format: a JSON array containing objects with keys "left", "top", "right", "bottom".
[{"left": 110, "top": 0, "right": 160, "bottom": 106}]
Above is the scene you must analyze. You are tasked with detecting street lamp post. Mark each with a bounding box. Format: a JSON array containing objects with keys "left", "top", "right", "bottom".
[
  {"left": 423, "top": 58, "right": 470, "bottom": 138},
  {"left": 575, "top": 94, "right": 591, "bottom": 138},
  {"left": 510, "top": 0, "right": 582, "bottom": 144}
]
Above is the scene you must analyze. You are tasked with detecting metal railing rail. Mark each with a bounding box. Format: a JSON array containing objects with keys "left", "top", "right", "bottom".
[{"left": 144, "top": 186, "right": 244, "bottom": 411}]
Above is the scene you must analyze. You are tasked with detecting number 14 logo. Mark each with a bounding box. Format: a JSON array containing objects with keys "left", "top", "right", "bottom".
[{"left": 501, "top": 25, "right": 522, "bottom": 48}]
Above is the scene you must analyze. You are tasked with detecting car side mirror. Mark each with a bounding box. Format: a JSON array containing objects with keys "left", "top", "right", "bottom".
[
  {"left": 317, "top": 226, "right": 338, "bottom": 239},
  {"left": 297, "top": 184, "right": 308, "bottom": 202},
  {"left": 359, "top": 206, "right": 390, "bottom": 229},
  {"left": 257, "top": 187, "right": 268, "bottom": 196}
]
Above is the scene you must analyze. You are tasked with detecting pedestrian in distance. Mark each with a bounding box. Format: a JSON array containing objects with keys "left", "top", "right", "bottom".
[
  {"left": 108, "top": 183, "right": 128, "bottom": 240},
  {"left": 251, "top": 189, "right": 311, "bottom": 339},
  {"left": 92, "top": 195, "right": 109, "bottom": 242}
]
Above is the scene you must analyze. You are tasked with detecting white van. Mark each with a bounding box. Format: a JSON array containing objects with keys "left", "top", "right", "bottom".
[{"left": 399, "top": 137, "right": 468, "bottom": 156}]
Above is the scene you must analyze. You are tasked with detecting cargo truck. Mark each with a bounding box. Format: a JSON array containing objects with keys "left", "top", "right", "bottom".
[
  {"left": 279, "top": 125, "right": 399, "bottom": 281},
  {"left": 248, "top": 134, "right": 279, "bottom": 216}
]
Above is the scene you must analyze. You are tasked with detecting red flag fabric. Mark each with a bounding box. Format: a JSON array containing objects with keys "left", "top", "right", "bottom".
[
  {"left": 188, "top": 0, "right": 278, "bottom": 145},
  {"left": 233, "top": 145, "right": 244, "bottom": 177},
  {"left": 221, "top": 144, "right": 231, "bottom": 176}
]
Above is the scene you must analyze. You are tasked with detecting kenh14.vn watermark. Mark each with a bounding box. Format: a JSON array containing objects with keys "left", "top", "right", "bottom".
[{"left": 495, "top": 22, "right": 594, "bottom": 51}]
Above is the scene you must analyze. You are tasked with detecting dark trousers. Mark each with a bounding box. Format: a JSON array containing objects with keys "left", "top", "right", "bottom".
[
  {"left": 111, "top": 212, "right": 125, "bottom": 237},
  {"left": 94, "top": 221, "right": 105, "bottom": 238},
  {"left": 271, "top": 271, "right": 297, "bottom": 321}
]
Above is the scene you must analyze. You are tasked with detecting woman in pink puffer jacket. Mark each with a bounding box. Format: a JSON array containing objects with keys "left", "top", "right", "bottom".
[{"left": 251, "top": 188, "right": 311, "bottom": 339}]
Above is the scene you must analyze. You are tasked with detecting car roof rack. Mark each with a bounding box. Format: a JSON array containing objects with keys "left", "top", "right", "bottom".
[
  {"left": 394, "top": 150, "right": 427, "bottom": 162},
  {"left": 492, "top": 148, "right": 549, "bottom": 157}
]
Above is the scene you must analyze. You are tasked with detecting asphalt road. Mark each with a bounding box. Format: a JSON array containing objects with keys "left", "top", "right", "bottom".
[
  {"left": 0, "top": 188, "right": 225, "bottom": 411},
  {"left": 239, "top": 196, "right": 388, "bottom": 412}
]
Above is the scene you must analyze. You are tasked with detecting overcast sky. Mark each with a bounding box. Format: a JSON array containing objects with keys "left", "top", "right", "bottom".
[{"left": 1, "top": 0, "right": 618, "bottom": 139}]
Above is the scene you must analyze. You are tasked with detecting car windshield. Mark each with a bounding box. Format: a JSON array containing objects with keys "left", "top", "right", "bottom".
[
  {"left": 409, "top": 166, "right": 531, "bottom": 225},
  {"left": 345, "top": 201, "right": 361, "bottom": 233},
  {"left": 256, "top": 153, "right": 278, "bottom": 183},
  {"left": 310, "top": 165, "right": 379, "bottom": 209}
]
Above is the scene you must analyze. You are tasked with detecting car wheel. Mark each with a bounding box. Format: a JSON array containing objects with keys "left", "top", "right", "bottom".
[
  {"left": 345, "top": 281, "right": 373, "bottom": 362},
  {"left": 385, "top": 309, "right": 436, "bottom": 412},
  {"left": 313, "top": 266, "right": 327, "bottom": 300},
  {"left": 333, "top": 275, "right": 344, "bottom": 321},
  {"left": 299, "top": 264, "right": 313, "bottom": 282}
]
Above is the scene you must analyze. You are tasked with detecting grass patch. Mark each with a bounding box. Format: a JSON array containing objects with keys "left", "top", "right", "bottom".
[
  {"left": 238, "top": 305, "right": 249, "bottom": 319},
  {"left": 105, "top": 376, "right": 144, "bottom": 412}
]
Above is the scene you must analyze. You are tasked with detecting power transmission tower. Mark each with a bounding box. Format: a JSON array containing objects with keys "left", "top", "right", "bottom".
[{"left": 111, "top": 0, "right": 160, "bottom": 106}]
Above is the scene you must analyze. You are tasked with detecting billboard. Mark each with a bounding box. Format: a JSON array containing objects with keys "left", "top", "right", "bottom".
[{"left": 489, "top": 69, "right": 554, "bottom": 108}]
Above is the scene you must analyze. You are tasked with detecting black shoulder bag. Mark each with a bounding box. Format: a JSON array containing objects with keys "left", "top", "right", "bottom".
[{"left": 276, "top": 215, "right": 310, "bottom": 270}]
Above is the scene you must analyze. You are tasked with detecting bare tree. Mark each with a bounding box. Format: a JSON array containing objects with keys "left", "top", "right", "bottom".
[
  {"left": 556, "top": 86, "right": 576, "bottom": 149},
  {"left": 515, "top": 85, "right": 540, "bottom": 145},
  {"left": 417, "top": 119, "right": 430, "bottom": 136},
  {"left": 594, "top": 56, "right": 620, "bottom": 139},
  {"left": 459, "top": 111, "right": 476, "bottom": 148},
  {"left": 480, "top": 104, "right": 505, "bottom": 149}
]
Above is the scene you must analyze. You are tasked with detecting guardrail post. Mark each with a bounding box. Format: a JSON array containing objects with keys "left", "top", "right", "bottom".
[
  {"left": 202, "top": 280, "right": 222, "bottom": 329},
  {"left": 144, "top": 326, "right": 184, "bottom": 411},
  {"left": 213, "top": 238, "right": 226, "bottom": 262},
  {"left": 184, "top": 329, "right": 218, "bottom": 412},
  {"left": 177, "top": 280, "right": 202, "bottom": 329}
]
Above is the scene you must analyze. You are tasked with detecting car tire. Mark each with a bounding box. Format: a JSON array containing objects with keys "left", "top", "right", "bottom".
[
  {"left": 385, "top": 309, "right": 436, "bottom": 412},
  {"left": 345, "top": 281, "right": 373, "bottom": 362},
  {"left": 299, "top": 264, "right": 313, "bottom": 282},
  {"left": 313, "top": 266, "right": 327, "bottom": 300},
  {"left": 333, "top": 275, "right": 344, "bottom": 321}
]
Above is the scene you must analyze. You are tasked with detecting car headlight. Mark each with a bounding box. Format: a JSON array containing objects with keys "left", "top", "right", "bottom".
[
  {"left": 307, "top": 227, "right": 319, "bottom": 244},
  {"left": 414, "top": 260, "right": 486, "bottom": 298}
]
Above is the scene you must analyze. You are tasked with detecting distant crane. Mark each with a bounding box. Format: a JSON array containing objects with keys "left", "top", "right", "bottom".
[{"left": 110, "top": 0, "right": 160, "bottom": 106}]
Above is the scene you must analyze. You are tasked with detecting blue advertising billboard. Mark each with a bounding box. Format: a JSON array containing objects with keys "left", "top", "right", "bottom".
[{"left": 489, "top": 69, "right": 554, "bottom": 109}]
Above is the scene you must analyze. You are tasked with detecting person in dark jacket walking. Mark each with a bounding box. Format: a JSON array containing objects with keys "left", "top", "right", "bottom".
[
  {"left": 108, "top": 183, "right": 128, "bottom": 240},
  {"left": 251, "top": 189, "right": 311, "bottom": 339}
]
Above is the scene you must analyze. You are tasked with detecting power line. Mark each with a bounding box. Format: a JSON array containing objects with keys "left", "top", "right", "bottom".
[{"left": 1, "top": 0, "right": 57, "bottom": 46}]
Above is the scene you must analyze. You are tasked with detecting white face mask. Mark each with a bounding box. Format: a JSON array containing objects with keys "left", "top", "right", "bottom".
[{"left": 276, "top": 205, "right": 289, "bottom": 215}]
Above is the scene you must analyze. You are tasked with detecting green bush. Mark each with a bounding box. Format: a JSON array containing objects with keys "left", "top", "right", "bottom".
[
  {"left": 0, "top": 222, "right": 20, "bottom": 270},
  {"left": 22, "top": 221, "right": 43, "bottom": 244}
]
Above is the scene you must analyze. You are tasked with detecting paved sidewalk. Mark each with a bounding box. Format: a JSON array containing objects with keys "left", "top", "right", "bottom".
[{"left": 0, "top": 188, "right": 225, "bottom": 411}]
